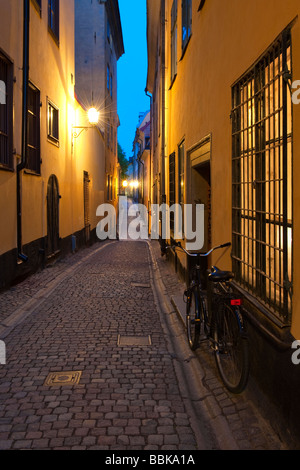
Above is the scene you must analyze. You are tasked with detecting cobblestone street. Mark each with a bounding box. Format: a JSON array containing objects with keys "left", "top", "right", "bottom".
[{"left": 0, "top": 240, "right": 292, "bottom": 450}]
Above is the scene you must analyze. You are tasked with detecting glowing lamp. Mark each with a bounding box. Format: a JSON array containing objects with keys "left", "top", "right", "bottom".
[{"left": 87, "top": 107, "right": 99, "bottom": 125}]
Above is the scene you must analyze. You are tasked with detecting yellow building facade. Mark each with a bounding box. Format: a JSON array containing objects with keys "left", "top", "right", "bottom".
[
  {"left": 0, "top": 0, "right": 123, "bottom": 288},
  {"left": 147, "top": 0, "right": 300, "bottom": 439}
]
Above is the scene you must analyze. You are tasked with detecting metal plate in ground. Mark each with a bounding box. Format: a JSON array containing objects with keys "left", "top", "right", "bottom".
[
  {"left": 117, "top": 335, "right": 152, "bottom": 346},
  {"left": 131, "top": 283, "right": 151, "bottom": 288},
  {"left": 44, "top": 371, "right": 82, "bottom": 387}
]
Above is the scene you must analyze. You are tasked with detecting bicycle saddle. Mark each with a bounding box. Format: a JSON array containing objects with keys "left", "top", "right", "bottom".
[{"left": 209, "top": 266, "right": 234, "bottom": 282}]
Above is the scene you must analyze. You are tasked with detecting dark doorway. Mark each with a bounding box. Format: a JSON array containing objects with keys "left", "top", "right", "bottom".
[
  {"left": 83, "top": 171, "right": 90, "bottom": 243},
  {"left": 47, "top": 174, "right": 60, "bottom": 258}
]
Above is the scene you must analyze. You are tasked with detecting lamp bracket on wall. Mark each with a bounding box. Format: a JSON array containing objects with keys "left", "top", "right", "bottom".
[{"left": 72, "top": 126, "right": 94, "bottom": 139}]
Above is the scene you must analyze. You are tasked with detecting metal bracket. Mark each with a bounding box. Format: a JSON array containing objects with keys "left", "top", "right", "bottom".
[{"left": 72, "top": 127, "right": 91, "bottom": 139}]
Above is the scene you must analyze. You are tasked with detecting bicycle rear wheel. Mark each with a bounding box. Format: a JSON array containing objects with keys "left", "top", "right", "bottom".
[
  {"left": 186, "top": 289, "right": 201, "bottom": 351},
  {"left": 213, "top": 302, "right": 249, "bottom": 394}
]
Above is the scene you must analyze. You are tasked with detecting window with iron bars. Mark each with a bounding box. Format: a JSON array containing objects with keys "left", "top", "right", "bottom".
[{"left": 231, "top": 29, "right": 293, "bottom": 324}]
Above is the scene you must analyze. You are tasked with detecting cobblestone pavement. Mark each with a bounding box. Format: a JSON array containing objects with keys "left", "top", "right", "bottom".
[{"left": 0, "top": 240, "right": 292, "bottom": 450}]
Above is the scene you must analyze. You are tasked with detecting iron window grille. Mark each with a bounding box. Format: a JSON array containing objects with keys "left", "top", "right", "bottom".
[
  {"left": 231, "top": 29, "right": 293, "bottom": 324},
  {"left": 0, "top": 51, "right": 13, "bottom": 169}
]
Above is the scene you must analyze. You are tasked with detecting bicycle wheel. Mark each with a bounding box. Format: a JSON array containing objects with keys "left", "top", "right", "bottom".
[
  {"left": 186, "top": 288, "right": 201, "bottom": 351},
  {"left": 213, "top": 301, "right": 249, "bottom": 393}
]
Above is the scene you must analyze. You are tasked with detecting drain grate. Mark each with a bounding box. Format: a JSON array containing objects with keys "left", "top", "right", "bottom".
[
  {"left": 117, "top": 335, "right": 152, "bottom": 346},
  {"left": 44, "top": 371, "right": 82, "bottom": 387}
]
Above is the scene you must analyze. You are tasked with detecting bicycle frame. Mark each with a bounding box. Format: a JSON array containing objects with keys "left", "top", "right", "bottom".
[{"left": 167, "top": 241, "right": 249, "bottom": 393}]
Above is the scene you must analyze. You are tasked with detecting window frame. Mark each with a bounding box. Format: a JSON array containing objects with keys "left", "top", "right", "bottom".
[
  {"left": 48, "top": 0, "right": 59, "bottom": 43},
  {"left": 181, "top": 0, "right": 192, "bottom": 54},
  {"left": 47, "top": 98, "right": 59, "bottom": 146},
  {"left": 26, "top": 82, "right": 41, "bottom": 175}
]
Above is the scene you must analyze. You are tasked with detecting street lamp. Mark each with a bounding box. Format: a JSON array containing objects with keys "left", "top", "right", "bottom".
[
  {"left": 72, "top": 107, "right": 100, "bottom": 139},
  {"left": 87, "top": 107, "right": 100, "bottom": 125}
]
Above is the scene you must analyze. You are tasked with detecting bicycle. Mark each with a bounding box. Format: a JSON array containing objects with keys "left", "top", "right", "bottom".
[{"left": 168, "top": 241, "right": 249, "bottom": 394}]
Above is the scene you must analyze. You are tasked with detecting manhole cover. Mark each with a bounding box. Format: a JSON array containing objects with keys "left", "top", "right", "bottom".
[
  {"left": 44, "top": 371, "right": 82, "bottom": 387},
  {"left": 117, "top": 335, "right": 152, "bottom": 346}
]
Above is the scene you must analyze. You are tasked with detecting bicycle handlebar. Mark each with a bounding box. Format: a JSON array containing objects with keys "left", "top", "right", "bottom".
[{"left": 168, "top": 241, "right": 231, "bottom": 257}]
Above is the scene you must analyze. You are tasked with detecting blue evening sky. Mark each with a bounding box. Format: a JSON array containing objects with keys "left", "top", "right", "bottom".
[{"left": 117, "top": 0, "right": 150, "bottom": 160}]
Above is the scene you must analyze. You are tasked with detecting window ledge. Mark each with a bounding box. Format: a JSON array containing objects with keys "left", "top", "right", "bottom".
[
  {"left": 180, "top": 34, "right": 192, "bottom": 62},
  {"left": 48, "top": 27, "right": 60, "bottom": 47},
  {"left": 169, "top": 73, "right": 177, "bottom": 90},
  {"left": 24, "top": 169, "right": 41, "bottom": 177},
  {"left": 47, "top": 136, "right": 60, "bottom": 147},
  {"left": 31, "top": 0, "right": 42, "bottom": 17},
  {"left": 0, "top": 163, "right": 14, "bottom": 172}
]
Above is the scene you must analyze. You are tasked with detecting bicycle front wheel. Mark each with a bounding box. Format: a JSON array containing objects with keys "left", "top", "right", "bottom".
[
  {"left": 213, "top": 302, "right": 249, "bottom": 394},
  {"left": 186, "top": 289, "right": 201, "bottom": 351}
]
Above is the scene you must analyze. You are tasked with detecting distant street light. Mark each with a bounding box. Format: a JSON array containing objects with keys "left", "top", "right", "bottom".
[{"left": 130, "top": 180, "right": 139, "bottom": 189}]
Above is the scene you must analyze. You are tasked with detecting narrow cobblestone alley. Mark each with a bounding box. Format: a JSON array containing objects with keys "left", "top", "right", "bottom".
[{"left": 0, "top": 240, "right": 292, "bottom": 451}]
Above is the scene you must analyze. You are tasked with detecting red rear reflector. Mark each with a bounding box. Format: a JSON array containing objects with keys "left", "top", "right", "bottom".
[{"left": 231, "top": 299, "right": 242, "bottom": 306}]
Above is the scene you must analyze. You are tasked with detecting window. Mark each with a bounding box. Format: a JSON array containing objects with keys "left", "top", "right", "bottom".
[
  {"left": 47, "top": 100, "right": 59, "bottom": 144},
  {"left": 27, "top": 83, "right": 41, "bottom": 174},
  {"left": 178, "top": 141, "right": 185, "bottom": 231},
  {"left": 0, "top": 51, "right": 13, "bottom": 169},
  {"left": 48, "top": 0, "right": 59, "bottom": 42},
  {"left": 171, "top": 0, "right": 178, "bottom": 83},
  {"left": 182, "top": 0, "right": 192, "bottom": 52},
  {"left": 110, "top": 73, "right": 113, "bottom": 98},
  {"left": 231, "top": 29, "right": 293, "bottom": 323}
]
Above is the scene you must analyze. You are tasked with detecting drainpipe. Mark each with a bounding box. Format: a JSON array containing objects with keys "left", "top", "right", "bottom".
[
  {"left": 160, "top": 0, "right": 167, "bottom": 255},
  {"left": 17, "top": 0, "right": 30, "bottom": 263}
]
